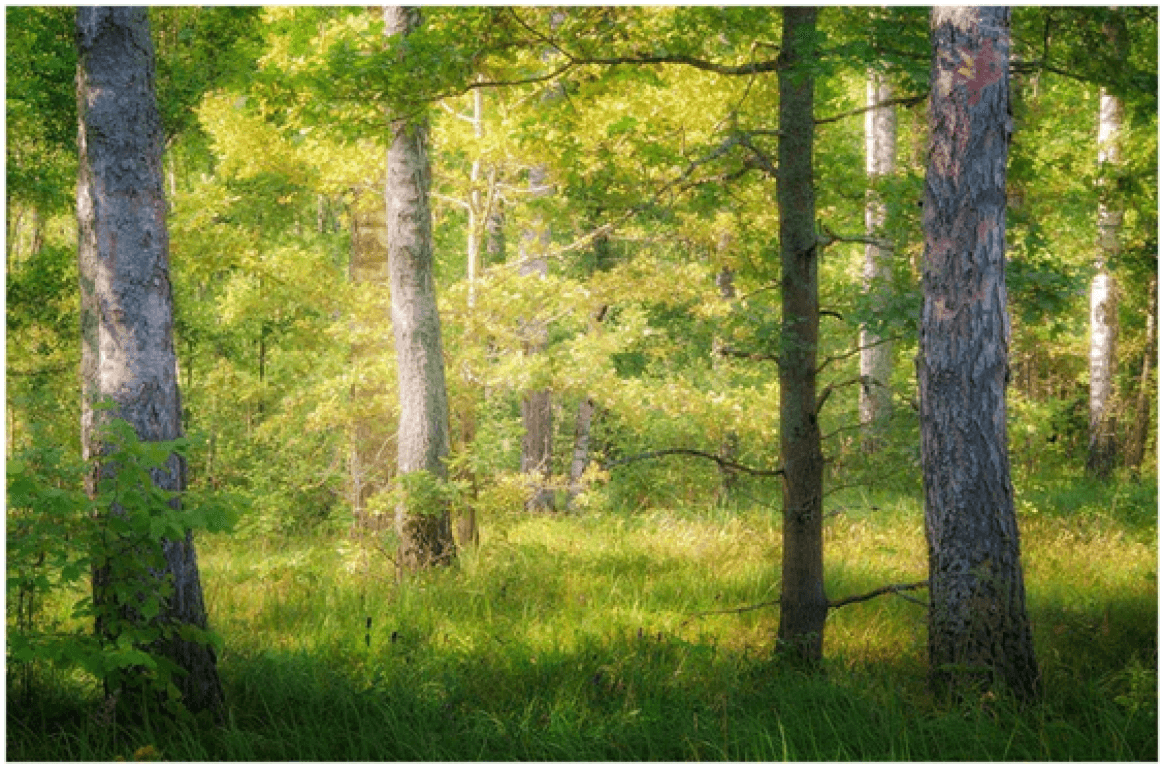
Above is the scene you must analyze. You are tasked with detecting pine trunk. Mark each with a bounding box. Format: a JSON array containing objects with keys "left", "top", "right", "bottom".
[
  {"left": 860, "top": 70, "right": 897, "bottom": 452},
  {"left": 76, "top": 6, "right": 223, "bottom": 716},
  {"left": 920, "top": 6, "right": 1038, "bottom": 700},
  {"left": 1087, "top": 90, "right": 1123, "bottom": 480},
  {"left": 776, "top": 6, "right": 828, "bottom": 664},
  {"left": 384, "top": 5, "right": 456, "bottom": 571}
]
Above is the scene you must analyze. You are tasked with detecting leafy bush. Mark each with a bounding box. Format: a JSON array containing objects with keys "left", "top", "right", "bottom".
[{"left": 7, "top": 417, "right": 237, "bottom": 715}]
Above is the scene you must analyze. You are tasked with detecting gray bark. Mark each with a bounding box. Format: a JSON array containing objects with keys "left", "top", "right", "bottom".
[
  {"left": 860, "top": 70, "right": 897, "bottom": 451},
  {"left": 776, "top": 6, "right": 827, "bottom": 665},
  {"left": 519, "top": 163, "right": 556, "bottom": 512},
  {"left": 384, "top": 5, "right": 455, "bottom": 570},
  {"left": 1087, "top": 90, "right": 1123, "bottom": 479},
  {"left": 920, "top": 6, "right": 1038, "bottom": 699},
  {"left": 77, "top": 6, "right": 223, "bottom": 715}
]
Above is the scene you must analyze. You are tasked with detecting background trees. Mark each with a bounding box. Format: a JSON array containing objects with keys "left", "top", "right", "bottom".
[{"left": 5, "top": 4, "right": 1157, "bottom": 734}]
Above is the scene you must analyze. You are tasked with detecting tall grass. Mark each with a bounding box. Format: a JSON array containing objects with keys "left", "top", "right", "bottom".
[{"left": 8, "top": 476, "right": 1156, "bottom": 760}]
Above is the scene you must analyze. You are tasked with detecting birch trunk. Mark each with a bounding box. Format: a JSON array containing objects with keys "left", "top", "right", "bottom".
[
  {"left": 920, "top": 6, "right": 1038, "bottom": 699},
  {"left": 384, "top": 5, "right": 455, "bottom": 570},
  {"left": 776, "top": 6, "right": 828, "bottom": 664},
  {"left": 76, "top": 6, "right": 223, "bottom": 715},
  {"left": 1087, "top": 90, "right": 1123, "bottom": 480},
  {"left": 860, "top": 70, "right": 897, "bottom": 452}
]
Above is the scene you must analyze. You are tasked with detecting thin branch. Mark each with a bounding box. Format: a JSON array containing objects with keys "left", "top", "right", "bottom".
[
  {"left": 818, "top": 221, "right": 894, "bottom": 251},
  {"left": 681, "top": 597, "right": 780, "bottom": 627},
  {"left": 603, "top": 448, "right": 784, "bottom": 477},
  {"left": 816, "top": 375, "right": 873, "bottom": 415},
  {"left": 816, "top": 334, "right": 904, "bottom": 374},
  {"left": 715, "top": 345, "right": 780, "bottom": 364},
  {"left": 814, "top": 93, "right": 928, "bottom": 126},
  {"left": 828, "top": 581, "right": 927, "bottom": 610}
]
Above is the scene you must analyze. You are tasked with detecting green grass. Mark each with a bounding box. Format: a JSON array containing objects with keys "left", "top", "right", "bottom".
[{"left": 8, "top": 476, "right": 1157, "bottom": 761}]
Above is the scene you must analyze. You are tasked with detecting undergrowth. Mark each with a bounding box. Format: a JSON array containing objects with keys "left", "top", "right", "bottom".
[{"left": 7, "top": 476, "right": 1157, "bottom": 761}]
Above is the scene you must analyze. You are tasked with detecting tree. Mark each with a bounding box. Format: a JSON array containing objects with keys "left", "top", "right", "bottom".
[
  {"left": 859, "top": 69, "right": 897, "bottom": 451},
  {"left": 383, "top": 5, "right": 457, "bottom": 571},
  {"left": 776, "top": 6, "right": 828, "bottom": 664},
  {"left": 1087, "top": 88, "right": 1123, "bottom": 479},
  {"left": 919, "top": 6, "right": 1038, "bottom": 699},
  {"left": 76, "top": 6, "right": 223, "bottom": 714}
]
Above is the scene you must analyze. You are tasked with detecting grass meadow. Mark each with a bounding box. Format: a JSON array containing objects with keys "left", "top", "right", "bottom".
[{"left": 7, "top": 473, "right": 1157, "bottom": 761}]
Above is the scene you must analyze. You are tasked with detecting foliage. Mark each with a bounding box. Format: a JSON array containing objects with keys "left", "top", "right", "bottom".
[{"left": 7, "top": 416, "right": 237, "bottom": 717}]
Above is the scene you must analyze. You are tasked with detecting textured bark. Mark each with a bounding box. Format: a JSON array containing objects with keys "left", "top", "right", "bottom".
[
  {"left": 859, "top": 70, "right": 897, "bottom": 452},
  {"left": 519, "top": 163, "right": 556, "bottom": 512},
  {"left": 1087, "top": 90, "right": 1123, "bottom": 480},
  {"left": 920, "top": 6, "right": 1038, "bottom": 700},
  {"left": 76, "top": 6, "right": 223, "bottom": 715},
  {"left": 384, "top": 5, "right": 455, "bottom": 570},
  {"left": 776, "top": 6, "right": 827, "bottom": 664},
  {"left": 567, "top": 396, "right": 595, "bottom": 509}
]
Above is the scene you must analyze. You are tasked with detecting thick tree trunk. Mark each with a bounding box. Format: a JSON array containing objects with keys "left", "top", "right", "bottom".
[
  {"left": 860, "top": 70, "right": 897, "bottom": 452},
  {"left": 76, "top": 6, "right": 223, "bottom": 716},
  {"left": 384, "top": 5, "right": 456, "bottom": 571},
  {"left": 776, "top": 6, "right": 828, "bottom": 664},
  {"left": 1087, "top": 90, "right": 1123, "bottom": 480},
  {"left": 920, "top": 6, "right": 1038, "bottom": 700}
]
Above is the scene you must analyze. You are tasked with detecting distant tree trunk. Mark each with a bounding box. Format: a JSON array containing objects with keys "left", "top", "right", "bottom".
[
  {"left": 567, "top": 396, "right": 595, "bottom": 508},
  {"left": 860, "top": 69, "right": 897, "bottom": 452},
  {"left": 1087, "top": 89, "right": 1123, "bottom": 480},
  {"left": 76, "top": 6, "right": 223, "bottom": 716},
  {"left": 776, "top": 6, "right": 828, "bottom": 665},
  {"left": 519, "top": 162, "right": 556, "bottom": 512},
  {"left": 920, "top": 6, "right": 1038, "bottom": 700},
  {"left": 1126, "top": 276, "right": 1156, "bottom": 479},
  {"left": 348, "top": 191, "right": 395, "bottom": 532},
  {"left": 383, "top": 5, "right": 455, "bottom": 571},
  {"left": 715, "top": 261, "right": 740, "bottom": 500}
]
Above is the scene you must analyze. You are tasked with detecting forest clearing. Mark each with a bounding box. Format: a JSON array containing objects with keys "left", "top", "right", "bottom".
[{"left": 6, "top": 6, "right": 1158, "bottom": 762}]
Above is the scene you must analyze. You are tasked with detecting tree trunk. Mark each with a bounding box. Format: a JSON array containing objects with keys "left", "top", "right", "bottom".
[
  {"left": 860, "top": 69, "right": 897, "bottom": 452},
  {"left": 1126, "top": 276, "right": 1156, "bottom": 478},
  {"left": 348, "top": 191, "right": 395, "bottom": 532},
  {"left": 715, "top": 262, "right": 741, "bottom": 500},
  {"left": 519, "top": 162, "right": 556, "bottom": 512},
  {"left": 776, "top": 6, "right": 828, "bottom": 665},
  {"left": 920, "top": 6, "right": 1038, "bottom": 700},
  {"left": 1087, "top": 90, "right": 1123, "bottom": 480},
  {"left": 76, "top": 6, "right": 223, "bottom": 716},
  {"left": 384, "top": 5, "right": 455, "bottom": 571}
]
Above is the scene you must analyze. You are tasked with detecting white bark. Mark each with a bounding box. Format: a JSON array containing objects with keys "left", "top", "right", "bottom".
[
  {"left": 1087, "top": 90, "right": 1122, "bottom": 478},
  {"left": 859, "top": 69, "right": 897, "bottom": 450}
]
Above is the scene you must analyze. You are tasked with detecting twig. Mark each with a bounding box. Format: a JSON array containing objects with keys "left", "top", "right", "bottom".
[
  {"left": 828, "top": 581, "right": 927, "bottom": 610},
  {"left": 602, "top": 448, "right": 784, "bottom": 477}
]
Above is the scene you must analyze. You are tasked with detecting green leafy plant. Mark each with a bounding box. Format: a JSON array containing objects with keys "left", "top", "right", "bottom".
[{"left": 6, "top": 416, "right": 237, "bottom": 716}]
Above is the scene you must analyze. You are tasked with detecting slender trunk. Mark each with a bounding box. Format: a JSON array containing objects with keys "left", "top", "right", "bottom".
[
  {"left": 860, "top": 70, "right": 897, "bottom": 452},
  {"left": 1087, "top": 90, "right": 1123, "bottom": 479},
  {"left": 519, "top": 163, "right": 555, "bottom": 512},
  {"left": 76, "top": 6, "right": 222, "bottom": 716},
  {"left": 384, "top": 5, "right": 455, "bottom": 570},
  {"left": 1127, "top": 276, "right": 1156, "bottom": 478},
  {"left": 567, "top": 396, "right": 595, "bottom": 509},
  {"left": 715, "top": 262, "right": 740, "bottom": 500},
  {"left": 348, "top": 192, "right": 395, "bottom": 531},
  {"left": 776, "top": 6, "right": 827, "bottom": 664},
  {"left": 920, "top": 6, "right": 1038, "bottom": 700}
]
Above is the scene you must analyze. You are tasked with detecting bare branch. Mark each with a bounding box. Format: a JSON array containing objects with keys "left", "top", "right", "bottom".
[
  {"left": 816, "top": 334, "right": 904, "bottom": 374},
  {"left": 814, "top": 93, "right": 928, "bottom": 126},
  {"left": 828, "top": 581, "right": 928, "bottom": 610},
  {"left": 603, "top": 448, "right": 784, "bottom": 477}
]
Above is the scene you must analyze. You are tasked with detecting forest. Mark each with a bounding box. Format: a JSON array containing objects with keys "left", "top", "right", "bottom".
[{"left": 6, "top": 5, "right": 1158, "bottom": 761}]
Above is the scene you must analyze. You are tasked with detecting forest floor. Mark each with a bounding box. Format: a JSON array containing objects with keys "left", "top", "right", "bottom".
[{"left": 7, "top": 472, "right": 1157, "bottom": 761}]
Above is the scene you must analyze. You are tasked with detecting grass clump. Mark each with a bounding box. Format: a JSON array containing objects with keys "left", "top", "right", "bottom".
[{"left": 8, "top": 477, "right": 1156, "bottom": 760}]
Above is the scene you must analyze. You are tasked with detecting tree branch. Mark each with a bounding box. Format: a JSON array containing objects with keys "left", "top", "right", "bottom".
[
  {"left": 603, "top": 448, "right": 784, "bottom": 477},
  {"left": 814, "top": 93, "right": 928, "bottom": 125},
  {"left": 828, "top": 581, "right": 928, "bottom": 610}
]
